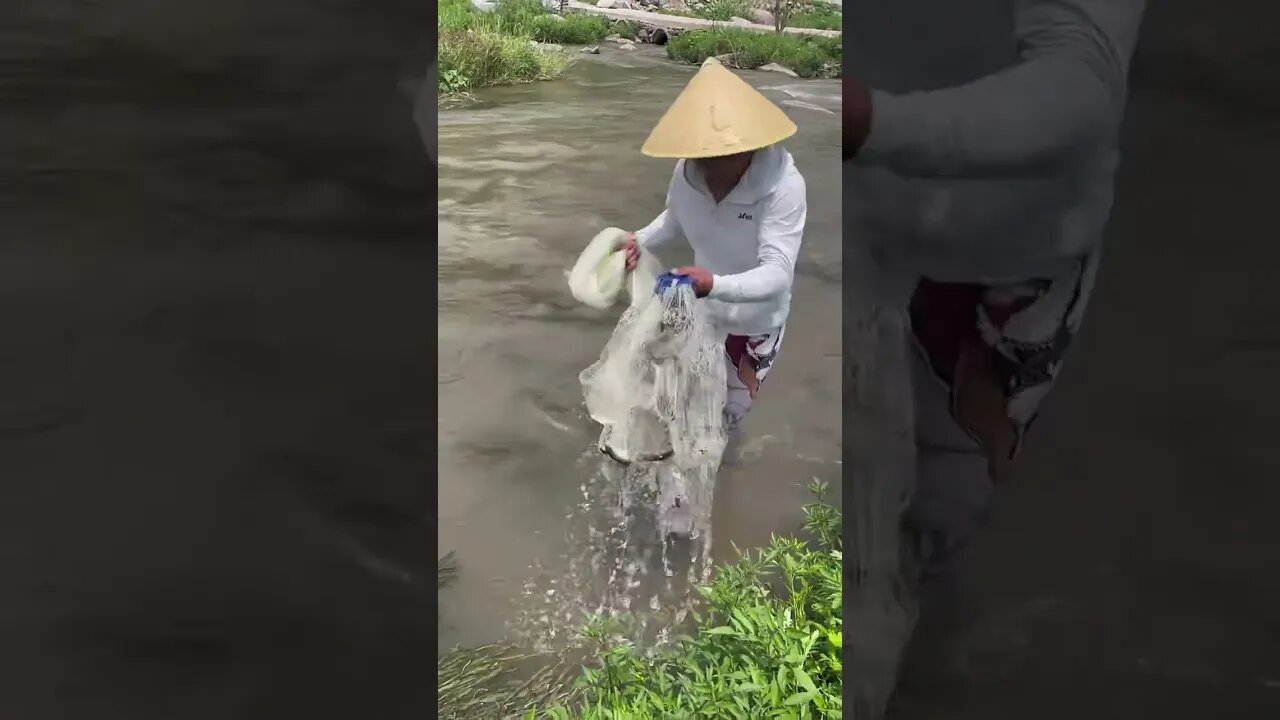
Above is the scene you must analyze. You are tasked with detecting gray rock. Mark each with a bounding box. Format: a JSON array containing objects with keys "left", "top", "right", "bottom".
[
  {"left": 714, "top": 52, "right": 737, "bottom": 66},
  {"left": 530, "top": 40, "right": 565, "bottom": 51},
  {"left": 469, "top": 0, "right": 496, "bottom": 10},
  {"left": 729, "top": 16, "right": 754, "bottom": 25},
  {"left": 749, "top": 8, "right": 776, "bottom": 26},
  {"left": 758, "top": 62, "right": 799, "bottom": 77},
  {"left": 596, "top": 0, "right": 635, "bottom": 8},
  {"left": 581, "top": 45, "right": 601, "bottom": 53},
  {"left": 609, "top": 35, "right": 634, "bottom": 44}
]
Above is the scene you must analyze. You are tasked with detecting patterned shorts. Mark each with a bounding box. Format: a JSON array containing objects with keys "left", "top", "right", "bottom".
[
  {"left": 723, "top": 327, "right": 785, "bottom": 430},
  {"left": 908, "top": 252, "right": 1098, "bottom": 480},
  {"left": 901, "top": 253, "right": 1099, "bottom": 580}
]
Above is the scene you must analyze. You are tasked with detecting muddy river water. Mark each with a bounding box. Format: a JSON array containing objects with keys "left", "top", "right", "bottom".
[{"left": 437, "top": 45, "right": 843, "bottom": 652}]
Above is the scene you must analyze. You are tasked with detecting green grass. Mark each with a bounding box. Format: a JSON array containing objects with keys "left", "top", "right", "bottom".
[
  {"left": 655, "top": 0, "right": 752, "bottom": 22},
  {"left": 438, "top": 0, "right": 622, "bottom": 96},
  {"left": 692, "top": 0, "right": 755, "bottom": 21},
  {"left": 786, "top": 2, "right": 842, "bottom": 31},
  {"left": 657, "top": 0, "right": 841, "bottom": 31},
  {"left": 666, "top": 27, "right": 841, "bottom": 78},
  {"left": 438, "top": 483, "right": 843, "bottom": 719}
]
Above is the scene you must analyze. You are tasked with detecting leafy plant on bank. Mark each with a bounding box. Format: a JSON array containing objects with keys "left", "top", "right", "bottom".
[
  {"left": 535, "top": 480, "right": 843, "bottom": 719},
  {"left": 666, "top": 27, "right": 841, "bottom": 78},
  {"left": 785, "top": 1, "right": 841, "bottom": 31},
  {"left": 698, "top": 0, "right": 755, "bottom": 21},
  {"left": 438, "top": 0, "right": 625, "bottom": 96}
]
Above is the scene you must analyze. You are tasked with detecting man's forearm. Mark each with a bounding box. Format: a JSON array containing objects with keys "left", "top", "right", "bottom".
[
  {"left": 708, "top": 264, "right": 790, "bottom": 303},
  {"left": 635, "top": 209, "right": 676, "bottom": 249},
  {"left": 853, "top": 0, "right": 1146, "bottom": 178}
]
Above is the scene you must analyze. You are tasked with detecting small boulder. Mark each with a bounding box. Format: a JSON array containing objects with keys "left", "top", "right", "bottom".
[
  {"left": 758, "top": 62, "right": 799, "bottom": 77},
  {"left": 749, "top": 8, "right": 775, "bottom": 25},
  {"left": 597, "top": 0, "right": 635, "bottom": 7},
  {"left": 581, "top": 45, "right": 601, "bottom": 53},
  {"left": 729, "top": 16, "right": 754, "bottom": 25}
]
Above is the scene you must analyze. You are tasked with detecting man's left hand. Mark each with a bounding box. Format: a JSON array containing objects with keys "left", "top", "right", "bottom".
[{"left": 672, "top": 266, "right": 714, "bottom": 298}]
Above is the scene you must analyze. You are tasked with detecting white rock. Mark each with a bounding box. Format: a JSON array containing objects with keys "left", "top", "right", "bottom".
[{"left": 759, "top": 62, "right": 798, "bottom": 77}]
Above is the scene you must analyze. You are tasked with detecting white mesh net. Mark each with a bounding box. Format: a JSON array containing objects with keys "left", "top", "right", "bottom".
[{"left": 579, "top": 276, "right": 728, "bottom": 472}]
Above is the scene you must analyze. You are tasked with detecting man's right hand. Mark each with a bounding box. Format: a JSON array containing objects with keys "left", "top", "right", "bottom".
[{"left": 623, "top": 232, "right": 639, "bottom": 271}]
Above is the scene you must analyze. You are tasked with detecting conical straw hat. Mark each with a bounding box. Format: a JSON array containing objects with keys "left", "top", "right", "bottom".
[{"left": 641, "top": 57, "right": 797, "bottom": 159}]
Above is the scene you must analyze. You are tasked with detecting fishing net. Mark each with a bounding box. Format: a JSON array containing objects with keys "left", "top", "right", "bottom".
[{"left": 579, "top": 273, "right": 728, "bottom": 471}]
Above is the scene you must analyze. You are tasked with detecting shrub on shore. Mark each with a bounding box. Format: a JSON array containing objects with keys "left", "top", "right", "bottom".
[
  {"left": 660, "top": 0, "right": 842, "bottom": 30},
  {"left": 666, "top": 27, "right": 841, "bottom": 78},
  {"left": 438, "top": 0, "right": 621, "bottom": 96},
  {"left": 786, "top": 2, "right": 842, "bottom": 31}
]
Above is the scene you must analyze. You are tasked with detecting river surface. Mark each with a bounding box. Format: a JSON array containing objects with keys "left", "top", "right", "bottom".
[
  {"left": 1, "top": 3, "right": 436, "bottom": 717},
  {"left": 437, "top": 45, "right": 842, "bottom": 652}
]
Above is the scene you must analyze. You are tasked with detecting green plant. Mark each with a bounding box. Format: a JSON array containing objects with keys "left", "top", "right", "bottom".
[
  {"left": 666, "top": 28, "right": 841, "bottom": 78},
  {"left": 786, "top": 1, "right": 841, "bottom": 31},
  {"left": 438, "top": 0, "right": 596, "bottom": 96},
  {"left": 538, "top": 481, "right": 843, "bottom": 718},
  {"left": 697, "top": 0, "right": 754, "bottom": 21},
  {"left": 492, "top": 0, "right": 617, "bottom": 43}
]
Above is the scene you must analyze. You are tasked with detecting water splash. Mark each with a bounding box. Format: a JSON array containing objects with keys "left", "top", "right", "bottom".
[{"left": 508, "top": 452, "right": 719, "bottom": 652}]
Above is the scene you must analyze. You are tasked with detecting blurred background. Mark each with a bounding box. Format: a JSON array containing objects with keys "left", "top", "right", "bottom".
[
  {"left": 891, "top": 1, "right": 1280, "bottom": 717},
  {"left": 0, "top": 1, "right": 434, "bottom": 717}
]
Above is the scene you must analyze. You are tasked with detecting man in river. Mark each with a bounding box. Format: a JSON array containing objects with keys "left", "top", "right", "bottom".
[
  {"left": 842, "top": 0, "right": 1147, "bottom": 706},
  {"left": 622, "top": 57, "right": 808, "bottom": 436}
]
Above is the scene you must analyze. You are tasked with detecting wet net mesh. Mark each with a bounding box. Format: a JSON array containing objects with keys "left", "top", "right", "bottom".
[{"left": 579, "top": 277, "right": 727, "bottom": 471}]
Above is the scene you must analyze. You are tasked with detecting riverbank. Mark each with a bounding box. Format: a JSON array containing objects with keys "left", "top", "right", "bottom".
[
  {"left": 570, "top": 0, "right": 841, "bottom": 37},
  {"left": 438, "top": 0, "right": 625, "bottom": 95},
  {"left": 439, "top": 0, "right": 841, "bottom": 97},
  {"left": 438, "top": 486, "right": 843, "bottom": 718}
]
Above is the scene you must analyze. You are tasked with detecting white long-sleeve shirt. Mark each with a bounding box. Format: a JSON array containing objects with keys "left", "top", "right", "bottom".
[
  {"left": 636, "top": 144, "right": 806, "bottom": 336},
  {"left": 845, "top": 0, "right": 1147, "bottom": 283}
]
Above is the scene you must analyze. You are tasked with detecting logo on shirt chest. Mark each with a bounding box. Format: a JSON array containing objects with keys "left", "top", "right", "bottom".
[{"left": 737, "top": 212, "right": 753, "bottom": 221}]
